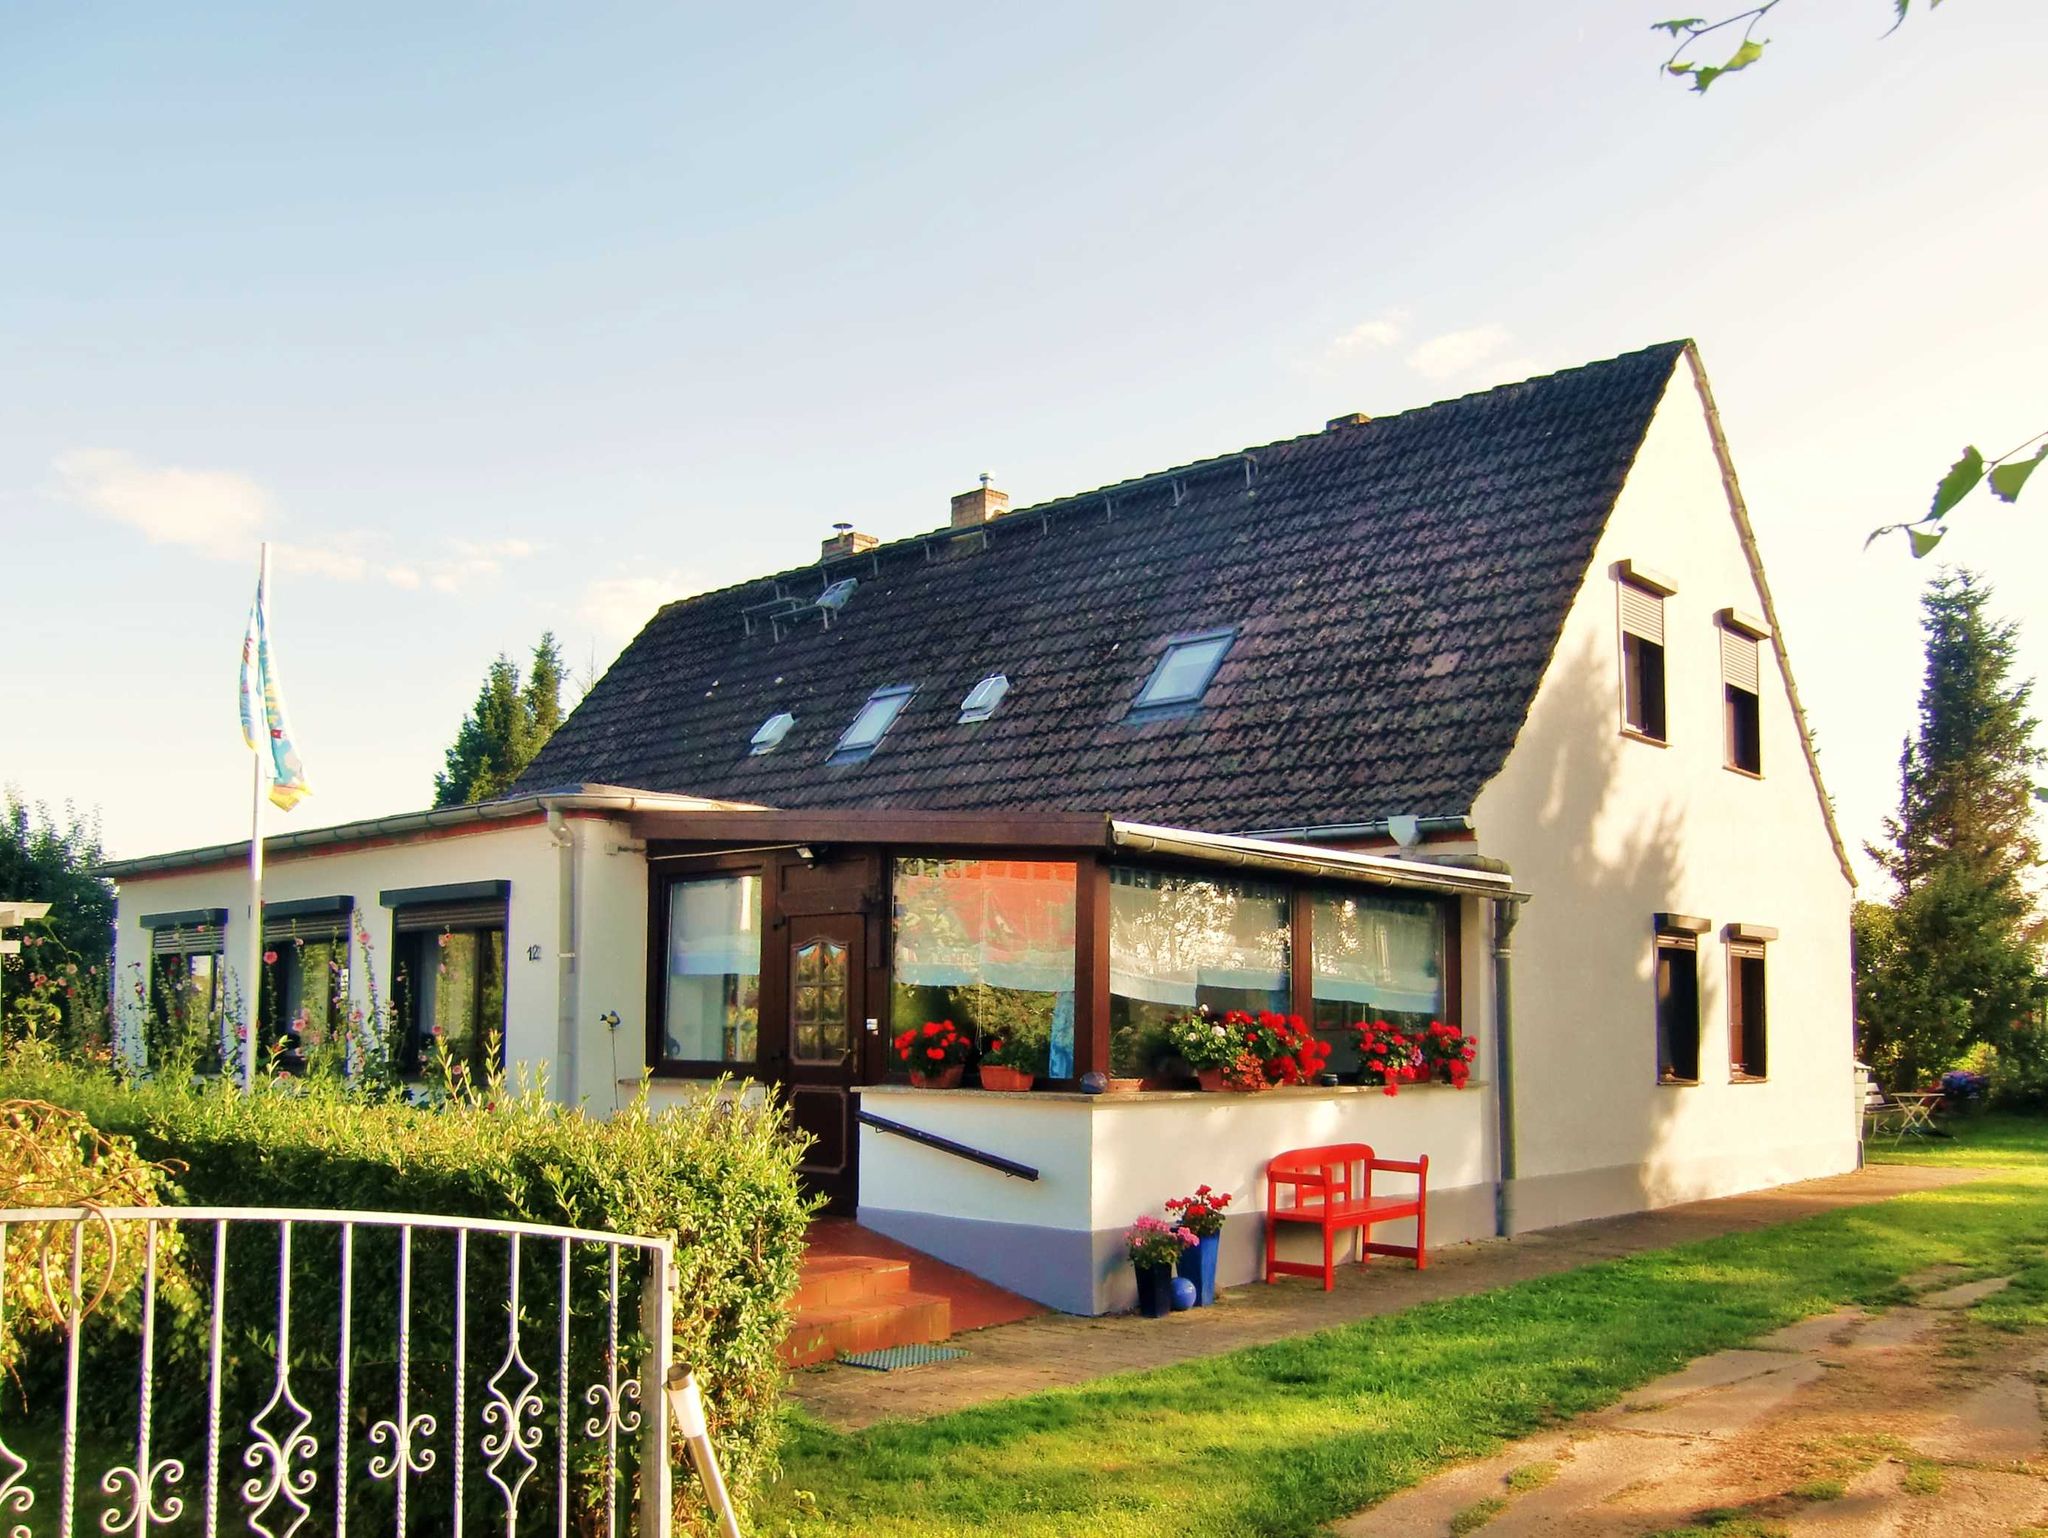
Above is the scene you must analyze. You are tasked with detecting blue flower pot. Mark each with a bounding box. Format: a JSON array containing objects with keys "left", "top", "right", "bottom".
[
  {"left": 1133, "top": 1262, "right": 1176, "bottom": 1318},
  {"left": 1177, "top": 1230, "right": 1220, "bottom": 1306}
]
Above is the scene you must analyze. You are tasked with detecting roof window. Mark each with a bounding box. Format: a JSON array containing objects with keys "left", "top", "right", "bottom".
[
  {"left": 749, "top": 712, "right": 795, "bottom": 755},
  {"left": 830, "top": 685, "right": 914, "bottom": 763},
  {"left": 1132, "top": 629, "right": 1234, "bottom": 713},
  {"left": 817, "top": 578, "right": 858, "bottom": 613},
  {"left": 959, "top": 673, "right": 1010, "bottom": 723}
]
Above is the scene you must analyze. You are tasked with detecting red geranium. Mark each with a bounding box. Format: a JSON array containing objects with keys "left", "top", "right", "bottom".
[
  {"left": 1164, "top": 1183, "right": 1233, "bottom": 1238},
  {"left": 897, "top": 1019, "right": 973, "bottom": 1072},
  {"left": 1350, "top": 1019, "right": 1477, "bottom": 1094}
]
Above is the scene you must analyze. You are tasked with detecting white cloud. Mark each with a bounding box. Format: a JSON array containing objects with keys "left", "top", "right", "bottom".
[
  {"left": 579, "top": 568, "right": 698, "bottom": 647},
  {"left": 52, "top": 448, "right": 271, "bottom": 560},
  {"left": 1326, "top": 308, "right": 1409, "bottom": 359},
  {"left": 1408, "top": 324, "right": 1512, "bottom": 382},
  {"left": 51, "top": 448, "right": 539, "bottom": 595}
]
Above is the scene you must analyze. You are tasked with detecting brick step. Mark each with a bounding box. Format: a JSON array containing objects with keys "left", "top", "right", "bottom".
[
  {"left": 780, "top": 1289, "right": 952, "bottom": 1369},
  {"left": 792, "top": 1254, "right": 913, "bottom": 1312}
]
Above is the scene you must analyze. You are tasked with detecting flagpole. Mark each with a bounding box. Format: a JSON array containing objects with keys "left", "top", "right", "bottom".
[{"left": 244, "top": 542, "right": 269, "bottom": 1092}]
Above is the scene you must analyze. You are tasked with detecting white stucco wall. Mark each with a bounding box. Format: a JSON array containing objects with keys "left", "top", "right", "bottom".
[
  {"left": 110, "top": 812, "right": 657, "bottom": 1107},
  {"left": 858, "top": 1081, "right": 1497, "bottom": 1313},
  {"left": 1470, "top": 358, "right": 1859, "bottom": 1230}
]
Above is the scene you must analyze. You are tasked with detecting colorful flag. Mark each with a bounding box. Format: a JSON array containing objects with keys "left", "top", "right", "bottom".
[{"left": 239, "top": 562, "right": 312, "bottom": 811}]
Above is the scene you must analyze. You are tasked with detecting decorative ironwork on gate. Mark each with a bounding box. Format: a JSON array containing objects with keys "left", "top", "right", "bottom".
[{"left": 0, "top": 1205, "right": 676, "bottom": 1536}]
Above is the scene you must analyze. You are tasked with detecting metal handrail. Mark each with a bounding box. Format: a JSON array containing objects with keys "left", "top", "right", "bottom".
[{"left": 855, "top": 1112, "right": 1040, "bottom": 1181}]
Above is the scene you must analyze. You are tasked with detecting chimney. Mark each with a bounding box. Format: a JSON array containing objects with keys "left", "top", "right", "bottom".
[
  {"left": 949, "top": 473, "right": 1010, "bottom": 528},
  {"left": 1326, "top": 412, "right": 1371, "bottom": 431},
  {"left": 821, "top": 521, "right": 878, "bottom": 561}
]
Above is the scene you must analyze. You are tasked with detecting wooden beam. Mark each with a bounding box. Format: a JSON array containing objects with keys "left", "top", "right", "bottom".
[{"left": 1074, "top": 856, "right": 1111, "bottom": 1080}]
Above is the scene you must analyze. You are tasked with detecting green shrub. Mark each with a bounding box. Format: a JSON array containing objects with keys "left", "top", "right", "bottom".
[{"left": 0, "top": 1043, "right": 815, "bottom": 1532}]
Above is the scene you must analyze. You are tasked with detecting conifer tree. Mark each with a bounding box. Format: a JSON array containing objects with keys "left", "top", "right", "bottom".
[
  {"left": 432, "top": 632, "right": 566, "bottom": 807},
  {"left": 1859, "top": 570, "right": 2046, "bottom": 1089}
]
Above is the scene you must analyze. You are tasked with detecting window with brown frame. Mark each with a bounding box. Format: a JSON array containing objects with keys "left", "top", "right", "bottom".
[
  {"left": 1620, "top": 579, "right": 1669, "bottom": 742},
  {"left": 1655, "top": 930, "right": 1700, "bottom": 1084},
  {"left": 659, "top": 872, "right": 764, "bottom": 1069},
  {"left": 1721, "top": 624, "right": 1763, "bottom": 774},
  {"left": 1729, "top": 940, "right": 1768, "bottom": 1080}
]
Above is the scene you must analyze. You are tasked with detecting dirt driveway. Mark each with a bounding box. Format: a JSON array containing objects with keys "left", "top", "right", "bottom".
[{"left": 1338, "top": 1270, "right": 2047, "bottom": 1537}]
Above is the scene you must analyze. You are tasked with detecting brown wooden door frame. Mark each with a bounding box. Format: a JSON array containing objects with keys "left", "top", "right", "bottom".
[{"left": 773, "top": 909, "right": 873, "bottom": 1211}]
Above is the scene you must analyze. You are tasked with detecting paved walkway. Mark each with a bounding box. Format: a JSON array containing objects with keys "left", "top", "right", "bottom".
[
  {"left": 786, "top": 1164, "right": 1983, "bottom": 1430},
  {"left": 1336, "top": 1269, "right": 2045, "bottom": 1535}
]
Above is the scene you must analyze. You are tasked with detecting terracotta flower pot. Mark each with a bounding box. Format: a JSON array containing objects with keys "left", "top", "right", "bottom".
[
  {"left": 978, "top": 1064, "right": 1035, "bottom": 1092},
  {"left": 909, "top": 1064, "right": 965, "bottom": 1090},
  {"left": 1106, "top": 1077, "right": 1145, "bottom": 1094},
  {"left": 1196, "top": 1067, "right": 1226, "bottom": 1092}
]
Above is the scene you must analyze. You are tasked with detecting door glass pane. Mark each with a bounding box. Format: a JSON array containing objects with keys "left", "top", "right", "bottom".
[
  {"left": 791, "top": 937, "right": 849, "bottom": 1064},
  {"left": 890, "top": 858, "right": 1079, "bottom": 1077},
  {"left": 664, "top": 875, "right": 763, "bottom": 1063}
]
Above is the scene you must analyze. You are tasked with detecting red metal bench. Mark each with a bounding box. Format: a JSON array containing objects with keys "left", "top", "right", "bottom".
[{"left": 1263, "top": 1142, "right": 1429, "bottom": 1290}]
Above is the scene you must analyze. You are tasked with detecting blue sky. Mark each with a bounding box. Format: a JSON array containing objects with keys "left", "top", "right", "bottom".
[{"left": 3, "top": 2, "right": 2044, "bottom": 878}]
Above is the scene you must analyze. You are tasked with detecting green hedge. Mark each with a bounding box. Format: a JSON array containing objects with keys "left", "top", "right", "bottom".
[{"left": 0, "top": 1045, "right": 814, "bottom": 1532}]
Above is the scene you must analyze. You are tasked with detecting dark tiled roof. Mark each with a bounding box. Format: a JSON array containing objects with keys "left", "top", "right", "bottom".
[{"left": 517, "top": 341, "right": 1688, "bottom": 830}]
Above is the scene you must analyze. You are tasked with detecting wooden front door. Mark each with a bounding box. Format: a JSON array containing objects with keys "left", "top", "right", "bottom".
[{"left": 778, "top": 912, "right": 868, "bottom": 1210}]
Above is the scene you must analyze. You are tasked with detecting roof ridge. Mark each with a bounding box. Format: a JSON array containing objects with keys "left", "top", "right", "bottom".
[{"left": 626, "top": 338, "right": 1695, "bottom": 628}]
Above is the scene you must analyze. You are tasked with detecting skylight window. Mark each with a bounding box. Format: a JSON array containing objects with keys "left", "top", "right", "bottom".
[
  {"left": 1132, "top": 630, "right": 1234, "bottom": 712},
  {"left": 749, "top": 712, "right": 795, "bottom": 755},
  {"left": 830, "top": 685, "right": 914, "bottom": 763},
  {"left": 958, "top": 673, "right": 1010, "bottom": 723},
  {"left": 817, "top": 579, "right": 858, "bottom": 613}
]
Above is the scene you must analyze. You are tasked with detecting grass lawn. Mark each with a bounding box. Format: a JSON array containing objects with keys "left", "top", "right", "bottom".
[{"left": 767, "top": 1116, "right": 2048, "bottom": 1537}]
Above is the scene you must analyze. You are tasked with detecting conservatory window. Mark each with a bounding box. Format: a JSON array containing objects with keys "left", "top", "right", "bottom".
[
  {"left": 890, "top": 858, "right": 1077, "bottom": 1079},
  {"left": 1107, "top": 867, "right": 1289, "bottom": 1077}
]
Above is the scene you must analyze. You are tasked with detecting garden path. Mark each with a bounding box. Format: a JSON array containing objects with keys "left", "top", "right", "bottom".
[
  {"left": 1334, "top": 1270, "right": 2048, "bottom": 1536},
  {"left": 785, "top": 1164, "right": 1980, "bottom": 1430}
]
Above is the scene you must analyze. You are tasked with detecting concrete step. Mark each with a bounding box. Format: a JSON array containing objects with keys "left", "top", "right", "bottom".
[
  {"left": 780, "top": 1289, "right": 952, "bottom": 1369},
  {"left": 792, "top": 1253, "right": 913, "bottom": 1312}
]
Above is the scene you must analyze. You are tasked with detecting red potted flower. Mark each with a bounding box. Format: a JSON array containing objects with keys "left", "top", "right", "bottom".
[
  {"left": 1351, "top": 1019, "right": 1418, "bottom": 1096},
  {"left": 894, "top": 1019, "right": 973, "bottom": 1089},
  {"left": 1164, "top": 1184, "right": 1232, "bottom": 1306},
  {"left": 977, "top": 1029, "right": 1043, "bottom": 1092},
  {"left": 1415, "top": 1020, "right": 1478, "bottom": 1088}
]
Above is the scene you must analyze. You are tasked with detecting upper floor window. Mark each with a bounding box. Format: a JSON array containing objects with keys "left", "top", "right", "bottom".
[
  {"left": 830, "top": 684, "right": 914, "bottom": 763},
  {"left": 1132, "top": 629, "right": 1234, "bottom": 713},
  {"left": 1617, "top": 564, "right": 1674, "bottom": 743},
  {"left": 1718, "top": 609, "right": 1768, "bottom": 776}
]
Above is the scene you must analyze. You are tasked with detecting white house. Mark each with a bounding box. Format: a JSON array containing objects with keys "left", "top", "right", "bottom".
[{"left": 104, "top": 340, "right": 1860, "bottom": 1314}]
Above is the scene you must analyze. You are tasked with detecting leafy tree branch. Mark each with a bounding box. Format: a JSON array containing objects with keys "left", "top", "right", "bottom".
[
  {"left": 1654, "top": 2, "right": 1940, "bottom": 93},
  {"left": 1868, "top": 433, "right": 2048, "bottom": 559}
]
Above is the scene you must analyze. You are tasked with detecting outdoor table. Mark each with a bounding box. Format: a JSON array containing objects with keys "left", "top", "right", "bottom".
[{"left": 1891, "top": 1091, "right": 1945, "bottom": 1139}]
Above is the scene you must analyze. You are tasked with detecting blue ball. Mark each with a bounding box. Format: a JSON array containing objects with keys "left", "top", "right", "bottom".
[{"left": 1170, "top": 1276, "right": 1198, "bottom": 1311}]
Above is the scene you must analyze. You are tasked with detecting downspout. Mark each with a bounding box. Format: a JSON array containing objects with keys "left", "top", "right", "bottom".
[
  {"left": 1492, "top": 894, "right": 1527, "bottom": 1238},
  {"left": 545, "top": 803, "right": 580, "bottom": 1107}
]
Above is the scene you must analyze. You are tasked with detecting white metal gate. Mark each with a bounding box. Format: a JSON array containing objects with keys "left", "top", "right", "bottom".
[{"left": 0, "top": 1205, "right": 683, "bottom": 1537}]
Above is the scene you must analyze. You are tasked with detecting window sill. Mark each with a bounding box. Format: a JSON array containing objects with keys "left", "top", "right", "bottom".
[
  {"left": 1657, "top": 1076, "right": 1700, "bottom": 1088},
  {"left": 1724, "top": 764, "right": 1764, "bottom": 781},
  {"left": 1730, "top": 1072, "right": 1768, "bottom": 1084},
  {"left": 1621, "top": 728, "right": 1670, "bottom": 749}
]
